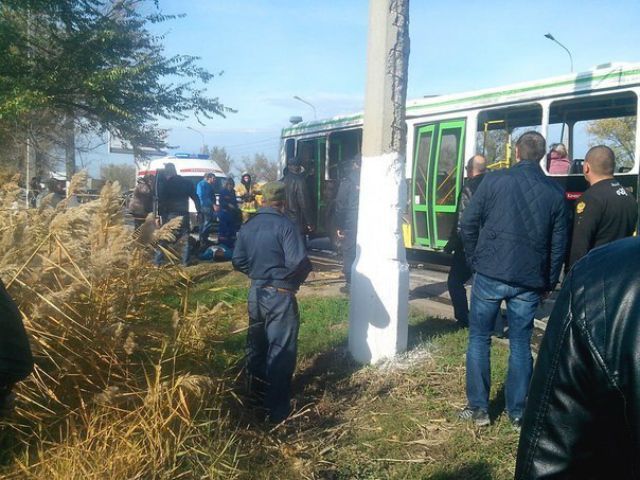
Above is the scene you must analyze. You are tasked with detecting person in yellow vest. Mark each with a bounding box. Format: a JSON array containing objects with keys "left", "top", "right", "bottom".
[{"left": 238, "top": 172, "right": 265, "bottom": 222}]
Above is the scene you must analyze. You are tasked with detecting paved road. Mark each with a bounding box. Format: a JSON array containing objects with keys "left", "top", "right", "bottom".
[{"left": 306, "top": 247, "right": 556, "bottom": 333}]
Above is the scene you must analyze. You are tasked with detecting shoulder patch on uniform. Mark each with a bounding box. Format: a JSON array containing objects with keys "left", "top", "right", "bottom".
[{"left": 576, "top": 201, "right": 586, "bottom": 214}]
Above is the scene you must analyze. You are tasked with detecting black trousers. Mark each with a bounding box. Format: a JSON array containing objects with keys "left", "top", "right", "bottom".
[
  {"left": 342, "top": 229, "right": 357, "bottom": 284},
  {"left": 246, "top": 285, "right": 299, "bottom": 422},
  {"left": 447, "top": 249, "right": 473, "bottom": 325}
]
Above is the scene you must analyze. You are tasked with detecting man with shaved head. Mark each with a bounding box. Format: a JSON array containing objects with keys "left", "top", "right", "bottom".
[
  {"left": 568, "top": 145, "right": 637, "bottom": 268},
  {"left": 444, "top": 154, "right": 488, "bottom": 328}
]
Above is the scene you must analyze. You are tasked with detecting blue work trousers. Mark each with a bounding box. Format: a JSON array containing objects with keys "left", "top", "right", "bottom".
[
  {"left": 245, "top": 285, "right": 299, "bottom": 422},
  {"left": 466, "top": 272, "right": 540, "bottom": 419},
  {"left": 198, "top": 209, "right": 216, "bottom": 246}
]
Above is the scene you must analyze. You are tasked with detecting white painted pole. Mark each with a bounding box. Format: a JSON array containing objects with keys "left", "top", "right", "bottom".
[{"left": 348, "top": 0, "right": 410, "bottom": 364}]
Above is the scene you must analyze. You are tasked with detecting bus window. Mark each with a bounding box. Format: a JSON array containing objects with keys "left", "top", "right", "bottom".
[
  {"left": 328, "top": 129, "right": 362, "bottom": 180},
  {"left": 548, "top": 92, "right": 637, "bottom": 174},
  {"left": 476, "top": 104, "right": 543, "bottom": 170},
  {"left": 297, "top": 137, "right": 325, "bottom": 230}
]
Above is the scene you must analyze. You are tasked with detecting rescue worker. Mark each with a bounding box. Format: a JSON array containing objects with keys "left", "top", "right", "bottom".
[
  {"left": 239, "top": 172, "right": 258, "bottom": 222},
  {"left": 443, "top": 154, "right": 487, "bottom": 328},
  {"left": 232, "top": 181, "right": 312, "bottom": 423},
  {"left": 0, "top": 279, "right": 34, "bottom": 417},
  {"left": 155, "top": 163, "right": 201, "bottom": 266},
  {"left": 335, "top": 154, "right": 361, "bottom": 293},
  {"left": 282, "top": 156, "right": 314, "bottom": 235},
  {"left": 568, "top": 145, "right": 638, "bottom": 268},
  {"left": 129, "top": 174, "right": 154, "bottom": 229},
  {"left": 196, "top": 172, "right": 218, "bottom": 248}
]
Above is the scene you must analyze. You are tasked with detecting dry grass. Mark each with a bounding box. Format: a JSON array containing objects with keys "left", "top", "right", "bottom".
[{"left": 0, "top": 173, "right": 242, "bottom": 478}]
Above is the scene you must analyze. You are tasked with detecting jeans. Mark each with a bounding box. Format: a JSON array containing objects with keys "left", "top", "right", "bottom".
[
  {"left": 466, "top": 272, "right": 540, "bottom": 418},
  {"left": 246, "top": 285, "right": 300, "bottom": 422},
  {"left": 154, "top": 213, "right": 191, "bottom": 266}
]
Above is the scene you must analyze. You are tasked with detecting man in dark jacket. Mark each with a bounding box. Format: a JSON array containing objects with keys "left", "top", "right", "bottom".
[
  {"left": 335, "top": 155, "right": 361, "bottom": 293},
  {"left": 282, "top": 156, "right": 314, "bottom": 235},
  {"left": 0, "top": 280, "right": 33, "bottom": 416},
  {"left": 154, "top": 163, "right": 201, "bottom": 266},
  {"left": 516, "top": 237, "right": 640, "bottom": 479},
  {"left": 443, "top": 154, "right": 487, "bottom": 327},
  {"left": 568, "top": 145, "right": 637, "bottom": 268},
  {"left": 232, "top": 181, "right": 312, "bottom": 423},
  {"left": 459, "top": 131, "right": 568, "bottom": 427}
]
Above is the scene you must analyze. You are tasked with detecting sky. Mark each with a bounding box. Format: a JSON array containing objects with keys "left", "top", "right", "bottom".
[{"left": 83, "top": 0, "right": 640, "bottom": 175}]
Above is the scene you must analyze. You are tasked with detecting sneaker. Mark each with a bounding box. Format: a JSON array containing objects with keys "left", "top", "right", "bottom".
[
  {"left": 509, "top": 416, "right": 522, "bottom": 431},
  {"left": 458, "top": 406, "right": 490, "bottom": 427}
]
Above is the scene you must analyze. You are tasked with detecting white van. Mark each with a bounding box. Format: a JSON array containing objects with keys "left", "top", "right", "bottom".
[{"left": 137, "top": 153, "right": 227, "bottom": 225}]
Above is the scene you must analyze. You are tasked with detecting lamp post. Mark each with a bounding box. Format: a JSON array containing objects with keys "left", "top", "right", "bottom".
[
  {"left": 544, "top": 33, "right": 574, "bottom": 73},
  {"left": 187, "top": 126, "right": 205, "bottom": 152},
  {"left": 293, "top": 95, "right": 317, "bottom": 120}
]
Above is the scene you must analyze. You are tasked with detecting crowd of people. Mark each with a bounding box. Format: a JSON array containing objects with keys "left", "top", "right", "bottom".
[{"left": 2, "top": 132, "right": 640, "bottom": 476}]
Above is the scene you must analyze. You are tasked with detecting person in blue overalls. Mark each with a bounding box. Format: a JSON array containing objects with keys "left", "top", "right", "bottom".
[
  {"left": 232, "top": 181, "right": 312, "bottom": 423},
  {"left": 196, "top": 172, "right": 218, "bottom": 248}
]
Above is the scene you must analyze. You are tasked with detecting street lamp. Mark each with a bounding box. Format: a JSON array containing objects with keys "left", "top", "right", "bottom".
[
  {"left": 544, "top": 33, "right": 574, "bottom": 73},
  {"left": 293, "top": 95, "right": 317, "bottom": 120},
  {"left": 187, "top": 126, "right": 205, "bottom": 152}
]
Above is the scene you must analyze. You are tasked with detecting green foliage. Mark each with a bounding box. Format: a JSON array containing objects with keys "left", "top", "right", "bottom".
[
  {"left": 586, "top": 116, "right": 636, "bottom": 170},
  {"left": 100, "top": 163, "right": 136, "bottom": 190},
  {"left": 0, "top": 0, "right": 232, "bottom": 156},
  {"left": 202, "top": 145, "right": 234, "bottom": 174},
  {"left": 240, "top": 153, "right": 279, "bottom": 182}
]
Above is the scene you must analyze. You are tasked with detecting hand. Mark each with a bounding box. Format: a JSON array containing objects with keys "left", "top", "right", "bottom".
[
  {"left": 336, "top": 229, "right": 344, "bottom": 239},
  {"left": 443, "top": 242, "right": 454, "bottom": 254},
  {"left": 306, "top": 224, "right": 314, "bottom": 233}
]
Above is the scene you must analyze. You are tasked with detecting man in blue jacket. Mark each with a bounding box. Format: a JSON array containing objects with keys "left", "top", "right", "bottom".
[
  {"left": 232, "top": 181, "right": 312, "bottom": 423},
  {"left": 196, "top": 172, "right": 218, "bottom": 248},
  {"left": 459, "top": 131, "right": 568, "bottom": 427}
]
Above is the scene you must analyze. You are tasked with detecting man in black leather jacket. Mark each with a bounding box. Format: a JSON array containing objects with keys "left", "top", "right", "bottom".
[
  {"left": 516, "top": 236, "right": 640, "bottom": 479},
  {"left": 282, "top": 156, "right": 314, "bottom": 235}
]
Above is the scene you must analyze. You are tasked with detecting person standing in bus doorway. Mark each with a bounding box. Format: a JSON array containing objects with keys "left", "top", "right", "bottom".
[
  {"left": 196, "top": 172, "right": 218, "bottom": 249},
  {"left": 155, "top": 163, "right": 201, "bottom": 266},
  {"left": 335, "top": 154, "right": 361, "bottom": 294},
  {"left": 282, "top": 156, "right": 314, "bottom": 236},
  {"left": 443, "top": 154, "right": 487, "bottom": 328},
  {"left": 568, "top": 145, "right": 637, "bottom": 269},
  {"left": 459, "top": 131, "right": 569, "bottom": 427},
  {"left": 232, "top": 181, "right": 312, "bottom": 424}
]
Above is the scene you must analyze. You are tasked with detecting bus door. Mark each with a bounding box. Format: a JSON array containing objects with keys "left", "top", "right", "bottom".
[{"left": 411, "top": 119, "right": 466, "bottom": 249}]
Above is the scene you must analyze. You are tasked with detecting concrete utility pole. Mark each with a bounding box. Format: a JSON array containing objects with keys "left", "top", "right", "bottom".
[{"left": 349, "top": 0, "right": 410, "bottom": 364}]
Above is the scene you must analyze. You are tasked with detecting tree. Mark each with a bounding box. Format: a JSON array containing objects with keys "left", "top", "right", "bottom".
[
  {"left": 201, "top": 145, "right": 233, "bottom": 174},
  {"left": 0, "top": 0, "right": 232, "bottom": 171},
  {"left": 586, "top": 117, "right": 636, "bottom": 170},
  {"left": 240, "top": 153, "right": 278, "bottom": 183},
  {"left": 100, "top": 163, "right": 136, "bottom": 190}
]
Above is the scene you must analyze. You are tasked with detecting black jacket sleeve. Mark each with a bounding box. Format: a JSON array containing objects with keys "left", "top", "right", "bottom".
[
  {"left": 334, "top": 178, "right": 350, "bottom": 232},
  {"left": 548, "top": 196, "right": 569, "bottom": 289},
  {"left": 460, "top": 178, "right": 489, "bottom": 266},
  {"left": 515, "top": 271, "right": 609, "bottom": 479}
]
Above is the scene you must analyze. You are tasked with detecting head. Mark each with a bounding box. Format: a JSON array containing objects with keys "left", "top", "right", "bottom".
[
  {"left": 287, "top": 155, "right": 303, "bottom": 173},
  {"left": 204, "top": 172, "right": 216, "bottom": 184},
  {"left": 515, "top": 131, "right": 546, "bottom": 163},
  {"left": 583, "top": 145, "right": 615, "bottom": 185},
  {"left": 549, "top": 143, "right": 568, "bottom": 159},
  {"left": 164, "top": 163, "right": 177, "bottom": 178},
  {"left": 241, "top": 172, "right": 252, "bottom": 186},
  {"left": 224, "top": 178, "right": 235, "bottom": 190},
  {"left": 261, "top": 181, "right": 286, "bottom": 212},
  {"left": 465, "top": 154, "right": 487, "bottom": 178}
]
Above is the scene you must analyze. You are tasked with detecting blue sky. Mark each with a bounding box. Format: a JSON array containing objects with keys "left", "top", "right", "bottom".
[{"left": 83, "top": 0, "right": 640, "bottom": 175}]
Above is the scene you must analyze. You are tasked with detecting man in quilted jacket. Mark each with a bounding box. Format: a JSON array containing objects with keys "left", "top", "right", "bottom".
[{"left": 459, "top": 131, "right": 569, "bottom": 427}]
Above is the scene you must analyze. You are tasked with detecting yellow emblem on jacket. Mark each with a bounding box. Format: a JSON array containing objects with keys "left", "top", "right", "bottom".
[{"left": 576, "top": 201, "right": 586, "bottom": 214}]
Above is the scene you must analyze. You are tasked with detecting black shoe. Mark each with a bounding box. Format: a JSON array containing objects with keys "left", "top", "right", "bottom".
[
  {"left": 458, "top": 406, "right": 490, "bottom": 427},
  {"left": 455, "top": 320, "right": 469, "bottom": 329}
]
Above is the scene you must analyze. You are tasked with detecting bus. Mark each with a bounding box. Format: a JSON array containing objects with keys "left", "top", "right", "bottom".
[{"left": 280, "top": 62, "right": 640, "bottom": 254}]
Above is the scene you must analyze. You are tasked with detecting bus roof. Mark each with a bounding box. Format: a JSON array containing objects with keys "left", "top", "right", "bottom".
[{"left": 281, "top": 62, "right": 640, "bottom": 138}]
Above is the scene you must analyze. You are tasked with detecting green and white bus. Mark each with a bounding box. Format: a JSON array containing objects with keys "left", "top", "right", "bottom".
[{"left": 280, "top": 62, "right": 640, "bottom": 253}]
